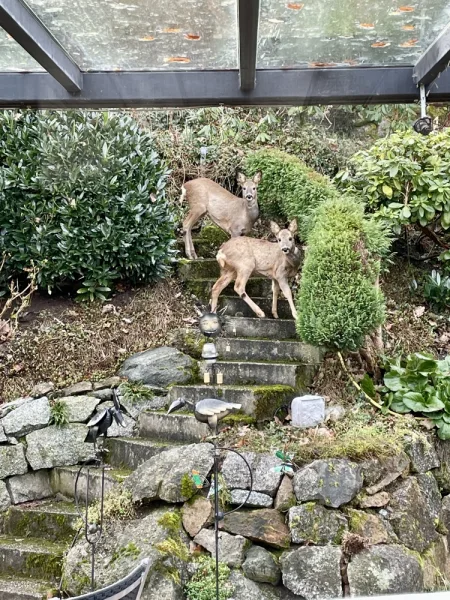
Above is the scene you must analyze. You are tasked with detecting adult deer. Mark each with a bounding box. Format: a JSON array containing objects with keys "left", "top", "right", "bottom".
[
  {"left": 210, "top": 219, "right": 301, "bottom": 319},
  {"left": 181, "top": 172, "right": 261, "bottom": 260}
]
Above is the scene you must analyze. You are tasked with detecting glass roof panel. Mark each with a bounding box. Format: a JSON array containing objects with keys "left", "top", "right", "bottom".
[
  {"left": 258, "top": 0, "right": 450, "bottom": 69},
  {"left": 0, "top": 29, "right": 44, "bottom": 72},
  {"left": 24, "top": 0, "right": 237, "bottom": 71}
]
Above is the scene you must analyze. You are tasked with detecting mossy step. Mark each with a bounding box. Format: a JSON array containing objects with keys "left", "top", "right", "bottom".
[
  {"left": 0, "top": 535, "right": 66, "bottom": 581},
  {"left": 105, "top": 437, "right": 176, "bottom": 470},
  {"left": 50, "top": 466, "right": 131, "bottom": 502},
  {"left": 0, "top": 575, "right": 51, "bottom": 600},
  {"left": 2, "top": 501, "right": 78, "bottom": 543},
  {"left": 138, "top": 411, "right": 210, "bottom": 444},
  {"left": 168, "top": 384, "right": 295, "bottom": 421},
  {"left": 216, "top": 337, "right": 324, "bottom": 364},
  {"left": 177, "top": 258, "right": 220, "bottom": 280},
  {"left": 185, "top": 277, "right": 272, "bottom": 300},
  {"left": 223, "top": 316, "right": 297, "bottom": 340},
  {"left": 206, "top": 360, "right": 316, "bottom": 389},
  {"left": 218, "top": 296, "right": 293, "bottom": 319},
  {"left": 176, "top": 239, "right": 226, "bottom": 259}
]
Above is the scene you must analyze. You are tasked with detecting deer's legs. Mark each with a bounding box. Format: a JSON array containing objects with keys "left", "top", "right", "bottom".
[
  {"left": 210, "top": 271, "right": 235, "bottom": 313},
  {"left": 182, "top": 207, "right": 205, "bottom": 260},
  {"left": 278, "top": 279, "right": 297, "bottom": 319},
  {"left": 272, "top": 280, "right": 280, "bottom": 319},
  {"left": 234, "top": 273, "right": 265, "bottom": 318}
]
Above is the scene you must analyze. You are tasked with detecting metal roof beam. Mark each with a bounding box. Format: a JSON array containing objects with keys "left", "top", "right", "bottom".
[
  {"left": 238, "top": 0, "right": 260, "bottom": 91},
  {"left": 413, "top": 23, "right": 450, "bottom": 86},
  {"left": 0, "top": 0, "right": 82, "bottom": 92}
]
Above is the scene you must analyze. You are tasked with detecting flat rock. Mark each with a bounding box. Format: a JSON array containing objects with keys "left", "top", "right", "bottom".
[
  {"left": 118, "top": 346, "right": 196, "bottom": 387},
  {"left": 347, "top": 545, "right": 424, "bottom": 595},
  {"left": 220, "top": 509, "right": 290, "bottom": 549},
  {"left": 347, "top": 508, "right": 393, "bottom": 544},
  {"left": 93, "top": 376, "right": 121, "bottom": 391},
  {"left": 293, "top": 459, "right": 363, "bottom": 508},
  {"left": 221, "top": 452, "right": 283, "bottom": 497},
  {"left": 0, "top": 480, "right": 11, "bottom": 511},
  {"left": 416, "top": 472, "right": 441, "bottom": 520},
  {"left": 26, "top": 424, "right": 95, "bottom": 470},
  {"left": 275, "top": 476, "right": 296, "bottom": 512},
  {"left": 182, "top": 496, "right": 213, "bottom": 537},
  {"left": 30, "top": 381, "right": 54, "bottom": 398},
  {"left": 389, "top": 476, "right": 438, "bottom": 552},
  {"left": 7, "top": 470, "right": 52, "bottom": 504},
  {"left": 362, "top": 451, "right": 410, "bottom": 495},
  {"left": 228, "top": 571, "right": 298, "bottom": 600},
  {"left": 62, "top": 381, "right": 93, "bottom": 396},
  {"left": 288, "top": 503, "right": 348, "bottom": 545},
  {"left": 0, "top": 444, "right": 28, "bottom": 479},
  {"left": 231, "top": 490, "right": 273, "bottom": 508},
  {"left": 193, "top": 528, "right": 249, "bottom": 567},
  {"left": 243, "top": 545, "right": 281, "bottom": 585},
  {"left": 0, "top": 397, "right": 31, "bottom": 419},
  {"left": 125, "top": 443, "right": 214, "bottom": 504},
  {"left": 403, "top": 434, "right": 439, "bottom": 474},
  {"left": 358, "top": 491, "right": 390, "bottom": 508},
  {"left": 0, "top": 425, "right": 7, "bottom": 443},
  {"left": 281, "top": 546, "right": 342, "bottom": 600},
  {"left": 106, "top": 413, "right": 136, "bottom": 438},
  {"left": 1, "top": 396, "right": 50, "bottom": 437},
  {"left": 89, "top": 388, "right": 113, "bottom": 401},
  {"left": 60, "top": 396, "right": 100, "bottom": 423}
]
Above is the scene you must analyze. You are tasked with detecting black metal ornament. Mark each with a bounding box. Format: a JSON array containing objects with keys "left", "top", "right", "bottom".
[
  {"left": 413, "top": 116, "right": 433, "bottom": 135},
  {"left": 85, "top": 389, "right": 126, "bottom": 445}
]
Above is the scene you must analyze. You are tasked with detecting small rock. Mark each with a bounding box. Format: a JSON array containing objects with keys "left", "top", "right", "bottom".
[
  {"left": 231, "top": 490, "right": 273, "bottom": 508},
  {"left": 274, "top": 476, "right": 296, "bottom": 512},
  {"left": 325, "top": 405, "right": 346, "bottom": 423},
  {"left": 193, "top": 528, "right": 249, "bottom": 567},
  {"left": 228, "top": 571, "right": 298, "bottom": 600},
  {"left": 281, "top": 546, "right": 342, "bottom": 600},
  {"left": 291, "top": 395, "right": 325, "bottom": 429},
  {"left": 106, "top": 413, "right": 136, "bottom": 438},
  {"left": 416, "top": 472, "right": 441, "bottom": 520},
  {"left": 118, "top": 346, "right": 197, "bottom": 387},
  {"left": 347, "top": 545, "right": 423, "bottom": 595},
  {"left": 0, "top": 397, "right": 31, "bottom": 419},
  {"left": 60, "top": 396, "right": 100, "bottom": 423},
  {"left": 2, "top": 396, "right": 50, "bottom": 437},
  {"left": 0, "top": 444, "right": 28, "bottom": 479},
  {"left": 293, "top": 459, "right": 363, "bottom": 508},
  {"left": 347, "top": 508, "right": 393, "bottom": 544},
  {"left": 61, "top": 381, "right": 93, "bottom": 396},
  {"left": 30, "top": 381, "right": 54, "bottom": 398},
  {"left": 89, "top": 388, "right": 113, "bottom": 401},
  {"left": 0, "top": 480, "right": 11, "bottom": 511},
  {"left": 7, "top": 470, "right": 53, "bottom": 504},
  {"left": 221, "top": 452, "right": 283, "bottom": 497},
  {"left": 358, "top": 491, "right": 390, "bottom": 508},
  {"left": 182, "top": 497, "right": 213, "bottom": 537},
  {"left": 93, "top": 377, "right": 121, "bottom": 391},
  {"left": 288, "top": 503, "right": 348, "bottom": 545},
  {"left": 220, "top": 509, "right": 290, "bottom": 549},
  {"left": 403, "top": 434, "right": 439, "bottom": 473},
  {"left": 243, "top": 546, "right": 281, "bottom": 585},
  {"left": 26, "top": 424, "right": 95, "bottom": 470},
  {"left": 362, "top": 451, "right": 410, "bottom": 495}
]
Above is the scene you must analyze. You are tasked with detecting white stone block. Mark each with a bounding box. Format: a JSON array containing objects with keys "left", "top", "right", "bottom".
[{"left": 291, "top": 395, "right": 325, "bottom": 429}]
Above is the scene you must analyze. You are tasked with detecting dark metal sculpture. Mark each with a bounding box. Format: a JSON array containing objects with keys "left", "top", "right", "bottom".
[
  {"left": 85, "top": 389, "right": 127, "bottom": 445},
  {"left": 167, "top": 397, "right": 241, "bottom": 435}
]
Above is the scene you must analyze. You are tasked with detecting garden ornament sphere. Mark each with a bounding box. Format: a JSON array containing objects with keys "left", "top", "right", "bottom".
[
  {"left": 199, "top": 312, "right": 221, "bottom": 337},
  {"left": 413, "top": 116, "right": 433, "bottom": 136}
]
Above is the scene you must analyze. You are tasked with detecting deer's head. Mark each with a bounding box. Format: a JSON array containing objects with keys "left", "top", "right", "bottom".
[
  {"left": 270, "top": 219, "right": 298, "bottom": 254},
  {"left": 237, "top": 172, "right": 261, "bottom": 204}
]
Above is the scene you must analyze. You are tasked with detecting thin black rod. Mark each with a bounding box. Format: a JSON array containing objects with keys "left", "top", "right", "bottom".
[
  {"left": 238, "top": 0, "right": 260, "bottom": 91},
  {"left": 414, "top": 23, "right": 450, "bottom": 86},
  {"left": 214, "top": 445, "right": 220, "bottom": 600},
  {"left": 0, "top": 0, "right": 82, "bottom": 92}
]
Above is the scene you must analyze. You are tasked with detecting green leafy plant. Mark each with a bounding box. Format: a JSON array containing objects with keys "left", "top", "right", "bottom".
[
  {"left": 0, "top": 110, "right": 175, "bottom": 297},
  {"left": 423, "top": 270, "right": 450, "bottom": 311},
  {"left": 185, "top": 556, "right": 232, "bottom": 600},
  {"left": 380, "top": 352, "right": 450, "bottom": 438},
  {"left": 119, "top": 381, "right": 154, "bottom": 403},
  {"left": 49, "top": 400, "right": 69, "bottom": 427},
  {"left": 77, "top": 487, "right": 136, "bottom": 529}
]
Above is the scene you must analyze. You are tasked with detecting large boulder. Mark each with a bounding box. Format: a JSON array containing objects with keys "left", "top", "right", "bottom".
[
  {"left": 1, "top": 396, "right": 50, "bottom": 437},
  {"left": 293, "top": 459, "right": 362, "bottom": 508},
  {"left": 288, "top": 503, "right": 348, "bottom": 545},
  {"left": 118, "top": 346, "right": 197, "bottom": 387},
  {"left": 0, "top": 444, "right": 28, "bottom": 479},
  {"left": 63, "top": 507, "right": 189, "bottom": 598},
  {"left": 26, "top": 424, "right": 95, "bottom": 470},
  {"left": 347, "top": 545, "right": 424, "bottom": 595},
  {"left": 0, "top": 480, "right": 11, "bottom": 511},
  {"left": 389, "top": 476, "right": 438, "bottom": 552},
  {"left": 7, "top": 470, "right": 53, "bottom": 504},
  {"left": 362, "top": 451, "right": 410, "bottom": 495},
  {"left": 228, "top": 571, "right": 298, "bottom": 600},
  {"left": 403, "top": 433, "right": 439, "bottom": 474},
  {"left": 59, "top": 396, "right": 100, "bottom": 423},
  {"left": 125, "top": 443, "right": 214, "bottom": 504},
  {"left": 193, "top": 529, "right": 249, "bottom": 567},
  {"left": 416, "top": 472, "right": 441, "bottom": 520},
  {"left": 220, "top": 509, "right": 290, "bottom": 549},
  {"left": 231, "top": 490, "right": 273, "bottom": 508},
  {"left": 242, "top": 545, "right": 281, "bottom": 585},
  {"left": 281, "top": 546, "right": 342, "bottom": 599},
  {"left": 347, "top": 509, "right": 394, "bottom": 545},
  {"left": 221, "top": 452, "right": 283, "bottom": 497},
  {"left": 181, "top": 496, "right": 213, "bottom": 537}
]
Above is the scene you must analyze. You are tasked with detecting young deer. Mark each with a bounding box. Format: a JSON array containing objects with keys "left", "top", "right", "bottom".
[
  {"left": 210, "top": 219, "right": 301, "bottom": 319},
  {"left": 181, "top": 172, "right": 261, "bottom": 260}
]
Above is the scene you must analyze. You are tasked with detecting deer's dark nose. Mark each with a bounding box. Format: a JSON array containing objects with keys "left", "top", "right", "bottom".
[
  {"left": 246, "top": 194, "right": 253, "bottom": 200},
  {"left": 282, "top": 247, "right": 289, "bottom": 253}
]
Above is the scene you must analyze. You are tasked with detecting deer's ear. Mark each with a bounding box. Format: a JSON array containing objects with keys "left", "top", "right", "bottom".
[
  {"left": 253, "top": 171, "right": 262, "bottom": 184},
  {"left": 270, "top": 221, "right": 281, "bottom": 235},
  {"left": 237, "top": 172, "right": 246, "bottom": 185},
  {"left": 288, "top": 219, "right": 298, "bottom": 235}
]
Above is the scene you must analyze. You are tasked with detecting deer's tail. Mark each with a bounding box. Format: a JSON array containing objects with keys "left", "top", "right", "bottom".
[
  {"left": 179, "top": 185, "right": 187, "bottom": 206},
  {"left": 216, "top": 249, "right": 227, "bottom": 269}
]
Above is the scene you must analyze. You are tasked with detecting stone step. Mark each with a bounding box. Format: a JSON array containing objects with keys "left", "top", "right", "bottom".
[
  {"left": 139, "top": 411, "right": 210, "bottom": 444},
  {"left": 205, "top": 360, "right": 315, "bottom": 389},
  {"left": 1, "top": 501, "right": 78, "bottom": 543},
  {"left": 185, "top": 277, "right": 272, "bottom": 300},
  {"left": 168, "top": 384, "right": 295, "bottom": 421},
  {"left": 223, "top": 316, "right": 297, "bottom": 340},
  {"left": 105, "top": 437, "right": 174, "bottom": 470},
  {"left": 0, "top": 535, "right": 65, "bottom": 581},
  {"left": 0, "top": 576, "right": 50, "bottom": 600},
  {"left": 50, "top": 465, "right": 130, "bottom": 502},
  {"left": 178, "top": 259, "right": 219, "bottom": 280},
  {"left": 218, "top": 296, "right": 293, "bottom": 319},
  {"left": 176, "top": 238, "right": 223, "bottom": 259},
  {"left": 216, "top": 337, "right": 323, "bottom": 364}
]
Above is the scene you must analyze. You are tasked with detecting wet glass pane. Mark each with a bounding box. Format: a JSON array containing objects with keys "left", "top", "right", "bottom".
[
  {"left": 0, "top": 29, "right": 43, "bottom": 72},
  {"left": 24, "top": 0, "right": 237, "bottom": 71},
  {"left": 258, "top": 0, "right": 450, "bottom": 69}
]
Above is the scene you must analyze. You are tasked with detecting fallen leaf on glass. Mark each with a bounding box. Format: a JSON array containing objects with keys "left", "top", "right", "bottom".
[
  {"left": 398, "top": 6, "right": 415, "bottom": 12},
  {"left": 287, "top": 3, "right": 304, "bottom": 9},
  {"left": 402, "top": 24, "right": 415, "bottom": 30},
  {"left": 309, "top": 62, "right": 337, "bottom": 67},
  {"left": 164, "top": 28, "right": 181, "bottom": 33},
  {"left": 139, "top": 36, "right": 155, "bottom": 41},
  {"left": 185, "top": 33, "right": 201, "bottom": 40},
  {"left": 359, "top": 23, "right": 375, "bottom": 29},
  {"left": 413, "top": 306, "right": 426, "bottom": 318},
  {"left": 399, "top": 38, "right": 418, "bottom": 47},
  {"left": 166, "top": 57, "right": 191, "bottom": 63},
  {"left": 371, "top": 41, "right": 390, "bottom": 48}
]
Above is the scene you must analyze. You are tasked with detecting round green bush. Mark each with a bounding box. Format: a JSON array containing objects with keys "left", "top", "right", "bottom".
[
  {"left": 297, "top": 196, "right": 386, "bottom": 351},
  {"left": 245, "top": 148, "right": 339, "bottom": 238},
  {"left": 0, "top": 110, "right": 174, "bottom": 298}
]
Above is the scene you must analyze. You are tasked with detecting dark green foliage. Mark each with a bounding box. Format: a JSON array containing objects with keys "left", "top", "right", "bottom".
[
  {"left": 185, "top": 556, "right": 232, "bottom": 600},
  {"left": 245, "top": 149, "right": 339, "bottom": 238},
  {"left": 423, "top": 270, "right": 450, "bottom": 311},
  {"left": 0, "top": 110, "right": 174, "bottom": 296},
  {"left": 297, "top": 196, "right": 386, "bottom": 350}
]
